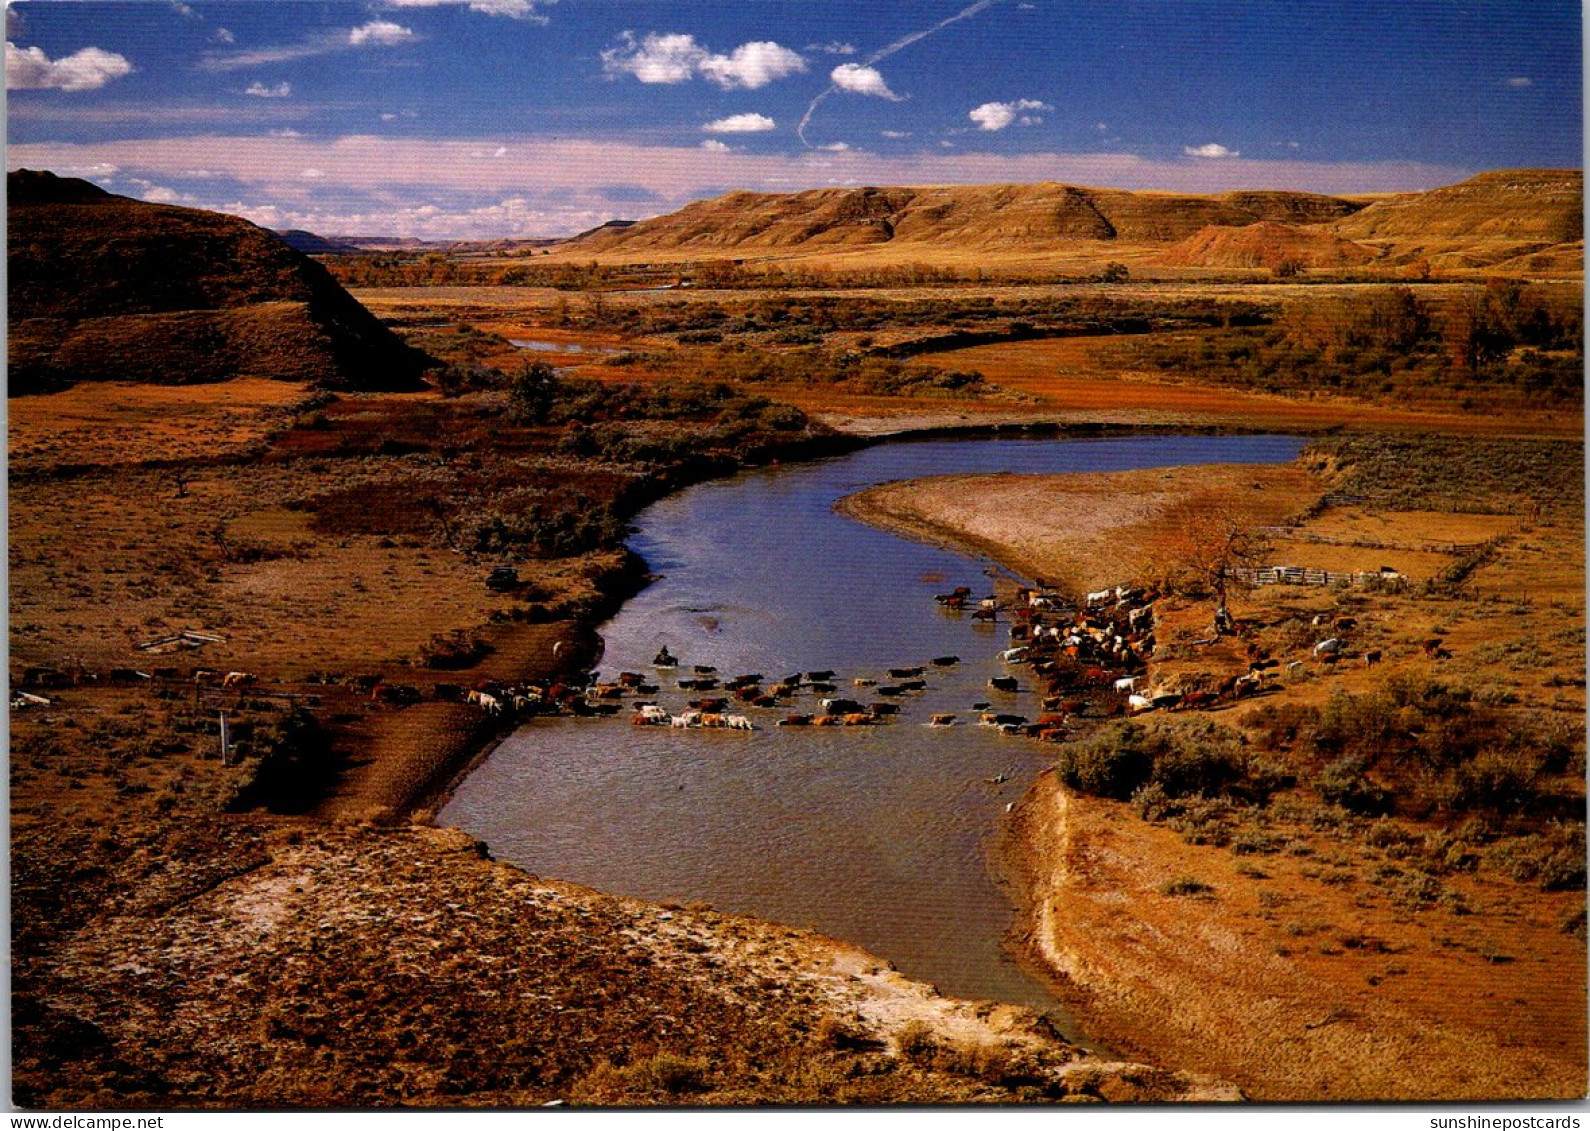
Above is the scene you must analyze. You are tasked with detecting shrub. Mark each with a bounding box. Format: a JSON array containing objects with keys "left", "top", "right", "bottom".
[
  {"left": 1055, "top": 722, "right": 1153, "bottom": 800},
  {"left": 895, "top": 1020, "right": 937, "bottom": 1062},
  {"left": 1449, "top": 748, "right": 1543, "bottom": 813},
  {"left": 226, "top": 709, "right": 337, "bottom": 815},
  {"left": 507, "top": 360, "right": 559, "bottom": 423},
  {"left": 629, "top": 1052, "right": 710, "bottom": 1095},
  {"left": 417, "top": 629, "right": 493, "bottom": 670},
  {"left": 1233, "top": 831, "right": 1284, "bottom": 856},
  {"left": 1161, "top": 875, "right": 1214, "bottom": 897},
  {"left": 1166, "top": 798, "right": 1237, "bottom": 846},
  {"left": 1151, "top": 727, "right": 1248, "bottom": 799},
  {"left": 1319, "top": 756, "right": 1394, "bottom": 816}
]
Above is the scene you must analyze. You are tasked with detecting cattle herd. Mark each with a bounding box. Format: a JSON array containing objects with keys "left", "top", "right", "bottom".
[
  {"left": 448, "top": 582, "right": 1291, "bottom": 744},
  {"left": 11, "top": 580, "right": 1393, "bottom": 752}
]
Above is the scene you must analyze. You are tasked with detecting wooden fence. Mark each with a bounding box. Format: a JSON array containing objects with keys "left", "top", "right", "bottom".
[{"left": 1232, "top": 565, "right": 1406, "bottom": 590}]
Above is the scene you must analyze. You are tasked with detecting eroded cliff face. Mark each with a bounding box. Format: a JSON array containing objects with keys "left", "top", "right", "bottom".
[
  {"left": 8, "top": 169, "right": 429, "bottom": 394},
  {"left": 566, "top": 181, "right": 1365, "bottom": 255}
]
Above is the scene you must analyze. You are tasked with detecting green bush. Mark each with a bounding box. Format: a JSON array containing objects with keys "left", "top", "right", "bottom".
[
  {"left": 1055, "top": 722, "right": 1153, "bottom": 800},
  {"left": 1319, "top": 756, "right": 1395, "bottom": 816},
  {"left": 1449, "top": 748, "right": 1543, "bottom": 813}
]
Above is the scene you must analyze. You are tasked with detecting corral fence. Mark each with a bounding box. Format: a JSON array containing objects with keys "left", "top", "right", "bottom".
[{"left": 1232, "top": 566, "right": 1406, "bottom": 591}]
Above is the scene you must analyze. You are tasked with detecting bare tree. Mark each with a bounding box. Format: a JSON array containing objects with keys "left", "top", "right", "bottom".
[{"left": 1149, "top": 499, "right": 1271, "bottom": 632}]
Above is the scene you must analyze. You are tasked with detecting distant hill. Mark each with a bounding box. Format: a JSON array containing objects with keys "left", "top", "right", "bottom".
[
  {"left": 560, "top": 171, "right": 1581, "bottom": 276},
  {"left": 564, "top": 182, "right": 1365, "bottom": 254},
  {"left": 275, "top": 229, "right": 366, "bottom": 255},
  {"left": 276, "top": 232, "right": 564, "bottom": 255},
  {"left": 1331, "top": 169, "right": 1582, "bottom": 243},
  {"left": 570, "top": 219, "right": 638, "bottom": 241},
  {"left": 9, "top": 170, "right": 429, "bottom": 395},
  {"left": 1158, "top": 220, "right": 1379, "bottom": 270}
]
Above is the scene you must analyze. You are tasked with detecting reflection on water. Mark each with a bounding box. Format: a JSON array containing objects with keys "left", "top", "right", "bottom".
[
  {"left": 440, "top": 434, "right": 1304, "bottom": 1023},
  {"left": 508, "top": 339, "right": 620, "bottom": 354}
]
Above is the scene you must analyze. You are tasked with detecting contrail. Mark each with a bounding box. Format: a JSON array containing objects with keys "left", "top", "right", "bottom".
[{"left": 798, "top": 0, "right": 1007, "bottom": 147}]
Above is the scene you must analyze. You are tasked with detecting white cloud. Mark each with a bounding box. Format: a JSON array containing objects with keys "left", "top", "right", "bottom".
[
  {"left": 201, "top": 24, "right": 416, "bottom": 71},
  {"left": 602, "top": 32, "right": 698, "bottom": 83},
  {"left": 169, "top": 2, "right": 196, "bottom": 18},
  {"left": 698, "top": 40, "right": 806, "bottom": 90},
  {"left": 1503, "top": 76, "right": 1533, "bottom": 88},
  {"left": 245, "top": 80, "right": 291, "bottom": 98},
  {"left": 880, "top": 130, "right": 911, "bottom": 139},
  {"left": 818, "top": 142, "right": 852, "bottom": 152},
  {"left": 831, "top": 63, "right": 900, "bottom": 100},
  {"left": 602, "top": 32, "right": 804, "bottom": 90},
  {"left": 968, "top": 98, "right": 1050, "bottom": 131},
  {"left": 808, "top": 41, "right": 856, "bottom": 55},
  {"left": 213, "top": 28, "right": 236, "bottom": 44},
  {"left": 700, "top": 138, "right": 732, "bottom": 152},
  {"left": 348, "top": 21, "right": 415, "bottom": 47},
  {"left": 269, "top": 128, "right": 304, "bottom": 137},
  {"left": 6, "top": 42, "right": 133, "bottom": 91},
  {"left": 387, "top": 0, "right": 553, "bottom": 20},
  {"left": 300, "top": 168, "right": 326, "bottom": 179},
  {"left": 1183, "top": 142, "right": 1240, "bottom": 159},
  {"left": 141, "top": 184, "right": 197, "bottom": 204},
  {"left": 703, "top": 112, "right": 775, "bottom": 134}
]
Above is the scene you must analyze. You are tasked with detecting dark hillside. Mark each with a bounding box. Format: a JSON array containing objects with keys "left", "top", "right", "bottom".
[{"left": 8, "top": 170, "right": 428, "bottom": 394}]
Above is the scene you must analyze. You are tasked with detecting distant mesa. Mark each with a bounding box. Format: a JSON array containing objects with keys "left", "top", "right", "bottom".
[
  {"left": 275, "top": 230, "right": 566, "bottom": 255},
  {"left": 1158, "top": 220, "right": 1379, "bottom": 270},
  {"left": 1325, "top": 169, "right": 1584, "bottom": 273},
  {"left": 564, "top": 182, "right": 1368, "bottom": 253},
  {"left": 1331, "top": 169, "right": 1583, "bottom": 243},
  {"left": 8, "top": 169, "right": 430, "bottom": 396},
  {"left": 562, "top": 170, "right": 1581, "bottom": 277}
]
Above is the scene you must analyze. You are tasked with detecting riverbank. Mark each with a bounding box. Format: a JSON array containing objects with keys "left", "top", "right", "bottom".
[
  {"left": 845, "top": 435, "right": 1588, "bottom": 1100},
  {"left": 839, "top": 461, "right": 1323, "bottom": 595}
]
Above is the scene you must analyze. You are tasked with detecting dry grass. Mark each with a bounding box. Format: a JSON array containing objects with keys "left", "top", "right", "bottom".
[
  {"left": 915, "top": 336, "right": 1583, "bottom": 438},
  {"left": 1006, "top": 779, "right": 1586, "bottom": 1100},
  {"left": 8, "top": 378, "right": 316, "bottom": 470}
]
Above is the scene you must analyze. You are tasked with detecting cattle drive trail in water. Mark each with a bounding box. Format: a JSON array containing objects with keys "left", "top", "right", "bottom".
[{"left": 440, "top": 433, "right": 1305, "bottom": 1023}]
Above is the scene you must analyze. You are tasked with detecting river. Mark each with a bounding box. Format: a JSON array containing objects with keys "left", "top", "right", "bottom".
[{"left": 439, "top": 432, "right": 1305, "bottom": 1028}]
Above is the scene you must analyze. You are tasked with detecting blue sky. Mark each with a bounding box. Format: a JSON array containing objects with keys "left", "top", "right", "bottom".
[{"left": 6, "top": 0, "right": 1581, "bottom": 237}]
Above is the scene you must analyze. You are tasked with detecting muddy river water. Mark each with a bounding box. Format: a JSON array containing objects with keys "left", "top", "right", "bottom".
[{"left": 440, "top": 433, "right": 1304, "bottom": 1026}]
